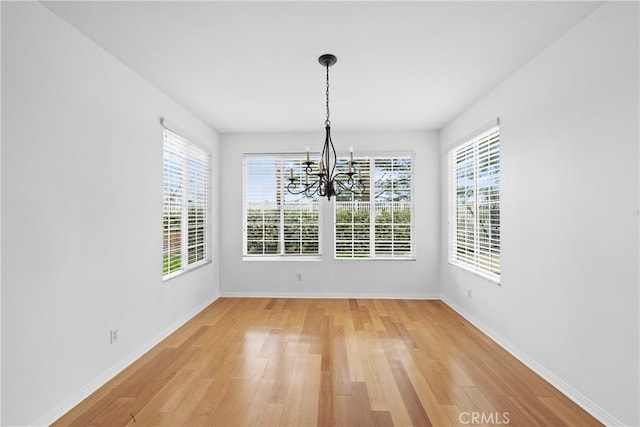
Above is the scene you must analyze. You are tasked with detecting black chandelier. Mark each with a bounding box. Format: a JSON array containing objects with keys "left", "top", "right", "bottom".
[{"left": 286, "top": 54, "right": 365, "bottom": 201}]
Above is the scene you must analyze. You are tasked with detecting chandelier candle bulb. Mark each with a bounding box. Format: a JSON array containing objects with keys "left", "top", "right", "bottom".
[
  {"left": 289, "top": 163, "right": 294, "bottom": 180},
  {"left": 319, "top": 159, "right": 323, "bottom": 173}
]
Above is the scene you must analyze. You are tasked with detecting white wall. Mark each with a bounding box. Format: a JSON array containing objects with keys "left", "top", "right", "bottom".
[
  {"left": 1, "top": 3, "right": 219, "bottom": 425},
  {"left": 220, "top": 131, "right": 439, "bottom": 298},
  {"left": 0, "top": 2, "right": 3, "bottom": 422},
  {"left": 439, "top": 3, "right": 639, "bottom": 425}
]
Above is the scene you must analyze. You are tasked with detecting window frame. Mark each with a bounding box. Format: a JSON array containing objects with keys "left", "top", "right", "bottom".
[
  {"left": 448, "top": 122, "right": 500, "bottom": 283},
  {"left": 162, "top": 127, "right": 211, "bottom": 280},
  {"left": 334, "top": 153, "right": 415, "bottom": 261},
  {"left": 243, "top": 153, "right": 322, "bottom": 260}
]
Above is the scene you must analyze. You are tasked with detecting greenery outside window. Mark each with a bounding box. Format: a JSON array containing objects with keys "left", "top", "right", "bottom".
[
  {"left": 449, "top": 122, "right": 500, "bottom": 280},
  {"left": 335, "top": 155, "right": 414, "bottom": 259},
  {"left": 163, "top": 128, "right": 210, "bottom": 278},
  {"left": 243, "top": 154, "right": 320, "bottom": 257}
]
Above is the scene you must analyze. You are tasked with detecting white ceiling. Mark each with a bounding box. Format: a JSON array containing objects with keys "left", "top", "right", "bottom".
[{"left": 44, "top": 1, "right": 601, "bottom": 133}]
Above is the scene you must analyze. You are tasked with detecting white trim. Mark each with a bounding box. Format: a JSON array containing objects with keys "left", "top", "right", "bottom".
[
  {"left": 160, "top": 117, "right": 208, "bottom": 153},
  {"left": 448, "top": 260, "right": 500, "bottom": 285},
  {"left": 31, "top": 294, "right": 219, "bottom": 427},
  {"left": 242, "top": 256, "right": 323, "bottom": 262},
  {"left": 162, "top": 259, "right": 212, "bottom": 282},
  {"left": 443, "top": 117, "right": 500, "bottom": 152},
  {"left": 334, "top": 257, "right": 417, "bottom": 262},
  {"left": 219, "top": 291, "right": 441, "bottom": 300},
  {"left": 440, "top": 296, "right": 624, "bottom": 427}
]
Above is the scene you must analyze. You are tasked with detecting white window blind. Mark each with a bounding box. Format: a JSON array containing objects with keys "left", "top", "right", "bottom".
[
  {"left": 163, "top": 128, "right": 210, "bottom": 277},
  {"left": 449, "top": 124, "right": 500, "bottom": 280},
  {"left": 335, "top": 155, "right": 414, "bottom": 259},
  {"left": 244, "top": 155, "right": 320, "bottom": 256}
]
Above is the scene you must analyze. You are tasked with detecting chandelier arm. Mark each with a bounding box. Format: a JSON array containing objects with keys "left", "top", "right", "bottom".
[
  {"left": 334, "top": 180, "right": 352, "bottom": 192},
  {"left": 303, "top": 162, "right": 315, "bottom": 175},
  {"left": 286, "top": 179, "right": 321, "bottom": 196},
  {"left": 334, "top": 177, "right": 357, "bottom": 191},
  {"left": 328, "top": 131, "right": 337, "bottom": 179},
  {"left": 333, "top": 172, "right": 367, "bottom": 193},
  {"left": 353, "top": 178, "right": 367, "bottom": 193},
  {"left": 306, "top": 186, "right": 321, "bottom": 197},
  {"left": 320, "top": 128, "right": 329, "bottom": 176}
]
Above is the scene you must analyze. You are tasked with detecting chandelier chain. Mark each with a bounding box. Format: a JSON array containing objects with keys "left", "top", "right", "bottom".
[{"left": 325, "top": 64, "right": 331, "bottom": 126}]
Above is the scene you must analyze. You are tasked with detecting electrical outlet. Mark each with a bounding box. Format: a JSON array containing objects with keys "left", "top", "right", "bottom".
[
  {"left": 296, "top": 273, "right": 303, "bottom": 282},
  {"left": 467, "top": 289, "right": 472, "bottom": 299},
  {"left": 110, "top": 329, "right": 118, "bottom": 344}
]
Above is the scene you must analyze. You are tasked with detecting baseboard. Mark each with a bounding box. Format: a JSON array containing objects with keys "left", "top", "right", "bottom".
[
  {"left": 219, "top": 291, "right": 441, "bottom": 300},
  {"left": 31, "top": 293, "right": 219, "bottom": 426},
  {"left": 441, "top": 295, "right": 625, "bottom": 427}
]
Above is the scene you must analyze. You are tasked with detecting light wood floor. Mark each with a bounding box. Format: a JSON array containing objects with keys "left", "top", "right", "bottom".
[{"left": 54, "top": 298, "right": 601, "bottom": 426}]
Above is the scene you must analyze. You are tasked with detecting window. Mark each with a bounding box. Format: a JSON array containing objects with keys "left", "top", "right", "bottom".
[
  {"left": 335, "top": 155, "right": 414, "bottom": 259},
  {"left": 163, "top": 128, "right": 210, "bottom": 278},
  {"left": 449, "top": 123, "right": 500, "bottom": 280},
  {"left": 243, "top": 155, "right": 320, "bottom": 257}
]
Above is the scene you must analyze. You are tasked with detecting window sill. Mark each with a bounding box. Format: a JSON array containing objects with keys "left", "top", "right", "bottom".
[
  {"left": 243, "top": 256, "right": 323, "bottom": 262},
  {"left": 163, "top": 259, "right": 212, "bottom": 282},
  {"left": 448, "top": 260, "right": 500, "bottom": 285},
  {"left": 334, "top": 257, "right": 416, "bottom": 261}
]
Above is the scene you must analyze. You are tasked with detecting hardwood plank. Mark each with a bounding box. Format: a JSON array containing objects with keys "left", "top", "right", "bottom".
[
  {"left": 257, "top": 402, "right": 283, "bottom": 426},
  {"left": 371, "top": 410, "right": 394, "bottom": 427},
  {"left": 387, "top": 358, "right": 433, "bottom": 427},
  {"left": 399, "top": 352, "right": 466, "bottom": 425},
  {"left": 264, "top": 298, "right": 278, "bottom": 310},
  {"left": 538, "top": 395, "right": 604, "bottom": 427},
  {"left": 348, "top": 382, "right": 370, "bottom": 426},
  {"left": 265, "top": 352, "right": 296, "bottom": 404},
  {"left": 317, "top": 370, "right": 333, "bottom": 427},
  {"left": 134, "top": 376, "right": 213, "bottom": 426},
  {"left": 54, "top": 298, "right": 602, "bottom": 427},
  {"left": 358, "top": 342, "right": 393, "bottom": 412}
]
